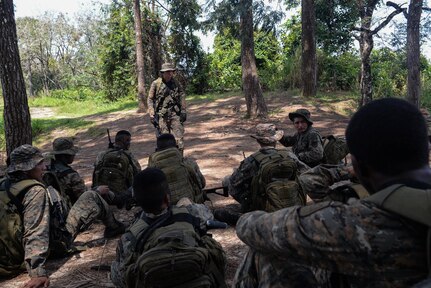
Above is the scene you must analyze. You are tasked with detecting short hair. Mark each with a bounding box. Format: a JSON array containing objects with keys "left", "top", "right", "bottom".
[
  {"left": 133, "top": 167, "right": 170, "bottom": 211},
  {"left": 115, "top": 130, "right": 131, "bottom": 142},
  {"left": 346, "top": 98, "right": 428, "bottom": 175},
  {"left": 156, "top": 133, "right": 177, "bottom": 151}
]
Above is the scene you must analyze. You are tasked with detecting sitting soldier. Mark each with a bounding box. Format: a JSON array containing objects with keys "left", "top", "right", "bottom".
[
  {"left": 111, "top": 167, "right": 227, "bottom": 288},
  {"left": 44, "top": 137, "right": 110, "bottom": 208},
  {"left": 147, "top": 133, "right": 206, "bottom": 204},
  {"left": 279, "top": 108, "right": 324, "bottom": 167},
  {"left": 0, "top": 144, "right": 125, "bottom": 288},
  {"left": 215, "top": 124, "right": 306, "bottom": 225},
  {"left": 234, "top": 98, "right": 431, "bottom": 287},
  {"left": 93, "top": 130, "right": 141, "bottom": 197}
]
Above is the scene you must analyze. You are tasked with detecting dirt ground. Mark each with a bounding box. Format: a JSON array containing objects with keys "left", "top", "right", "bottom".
[{"left": 0, "top": 91, "right": 353, "bottom": 287}]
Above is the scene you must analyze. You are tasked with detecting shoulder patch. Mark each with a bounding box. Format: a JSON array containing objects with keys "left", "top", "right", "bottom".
[{"left": 299, "top": 201, "right": 332, "bottom": 217}]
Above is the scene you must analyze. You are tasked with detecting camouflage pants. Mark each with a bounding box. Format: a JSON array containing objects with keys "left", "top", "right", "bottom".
[
  {"left": 65, "top": 190, "right": 117, "bottom": 239},
  {"left": 159, "top": 114, "right": 184, "bottom": 150},
  {"left": 233, "top": 249, "right": 320, "bottom": 288}
]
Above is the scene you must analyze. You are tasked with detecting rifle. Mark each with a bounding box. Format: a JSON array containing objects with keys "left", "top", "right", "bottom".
[
  {"left": 152, "top": 114, "right": 162, "bottom": 137},
  {"left": 202, "top": 185, "right": 229, "bottom": 198},
  {"left": 107, "top": 129, "right": 114, "bottom": 149}
]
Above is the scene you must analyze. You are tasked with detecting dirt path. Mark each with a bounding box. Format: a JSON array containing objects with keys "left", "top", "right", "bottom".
[{"left": 1, "top": 92, "right": 353, "bottom": 287}]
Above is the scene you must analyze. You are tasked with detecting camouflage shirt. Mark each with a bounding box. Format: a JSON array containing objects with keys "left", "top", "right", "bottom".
[
  {"left": 48, "top": 160, "right": 86, "bottom": 205},
  {"left": 279, "top": 126, "right": 323, "bottom": 167},
  {"left": 20, "top": 184, "right": 51, "bottom": 278},
  {"left": 236, "top": 184, "right": 429, "bottom": 287},
  {"left": 147, "top": 77, "right": 186, "bottom": 117}
]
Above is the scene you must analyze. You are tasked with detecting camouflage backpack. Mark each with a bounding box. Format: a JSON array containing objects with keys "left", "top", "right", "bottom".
[
  {"left": 124, "top": 207, "right": 226, "bottom": 288},
  {"left": 42, "top": 162, "right": 74, "bottom": 209},
  {"left": 0, "top": 178, "right": 42, "bottom": 277},
  {"left": 322, "top": 135, "right": 349, "bottom": 165},
  {"left": 92, "top": 149, "right": 134, "bottom": 195},
  {"left": 249, "top": 150, "right": 306, "bottom": 213},
  {"left": 148, "top": 148, "right": 203, "bottom": 204}
]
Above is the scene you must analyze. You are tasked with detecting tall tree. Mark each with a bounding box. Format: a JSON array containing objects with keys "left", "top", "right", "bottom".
[
  {"left": 406, "top": 0, "right": 423, "bottom": 106},
  {"left": 354, "top": 1, "right": 405, "bottom": 106},
  {"left": 0, "top": 0, "right": 32, "bottom": 155},
  {"left": 301, "top": 0, "right": 317, "bottom": 97},
  {"left": 240, "top": 0, "right": 267, "bottom": 117},
  {"left": 134, "top": 0, "right": 147, "bottom": 112}
]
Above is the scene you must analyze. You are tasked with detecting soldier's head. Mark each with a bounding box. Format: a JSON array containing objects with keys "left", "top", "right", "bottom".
[
  {"left": 289, "top": 108, "right": 313, "bottom": 133},
  {"left": 115, "top": 130, "right": 132, "bottom": 150},
  {"left": 160, "top": 63, "right": 176, "bottom": 82},
  {"left": 133, "top": 167, "right": 171, "bottom": 214},
  {"left": 7, "top": 144, "right": 46, "bottom": 182},
  {"left": 251, "top": 124, "right": 283, "bottom": 148},
  {"left": 156, "top": 133, "right": 177, "bottom": 151},
  {"left": 346, "top": 98, "right": 429, "bottom": 194},
  {"left": 52, "top": 137, "right": 79, "bottom": 164}
]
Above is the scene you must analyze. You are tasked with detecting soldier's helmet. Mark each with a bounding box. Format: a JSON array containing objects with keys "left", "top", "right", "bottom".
[
  {"left": 52, "top": 137, "right": 79, "bottom": 155},
  {"left": 250, "top": 123, "right": 284, "bottom": 145},
  {"left": 7, "top": 144, "right": 44, "bottom": 173},
  {"left": 160, "top": 63, "right": 177, "bottom": 72},
  {"left": 288, "top": 108, "right": 313, "bottom": 125}
]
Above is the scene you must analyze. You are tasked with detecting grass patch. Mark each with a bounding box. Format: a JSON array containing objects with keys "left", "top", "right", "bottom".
[{"left": 187, "top": 90, "right": 242, "bottom": 102}]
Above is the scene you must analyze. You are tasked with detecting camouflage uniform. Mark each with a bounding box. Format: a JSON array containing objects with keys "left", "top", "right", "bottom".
[
  {"left": 6, "top": 145, "right": 124, "bottom": 279},
  {"left": 234, "top": 181, "right": 430, "bottom": 287},
  {"left": 147, "top": 64, "right": 187, "bottom": 150},
  {"left": 111, "top": 202, "right": 217, "bottom": 288},
  {"left": 279, "top": 126, "right": 324, "bottom": 168},
  {"left": 184, "top": 157, "right": 206, "bottom": 190}
]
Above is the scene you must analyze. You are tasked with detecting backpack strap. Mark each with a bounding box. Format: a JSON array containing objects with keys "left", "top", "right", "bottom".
[
  {"left": 134, "top": 208, "right": 201, "bottom": 254},
  {"left": 2, "top": 178, "right": 44, "bottom": 214}
]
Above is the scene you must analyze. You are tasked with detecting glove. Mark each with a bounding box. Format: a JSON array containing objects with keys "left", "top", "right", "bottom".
[{"left": 180, "top": 111, "right": 187, "bottom": 123}]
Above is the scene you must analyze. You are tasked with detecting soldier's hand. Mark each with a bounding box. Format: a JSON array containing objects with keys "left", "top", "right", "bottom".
[
  {"left": 96, "top": 185, "right": 110, "bottom": 196},
  {"left": 180, "top": 111, "right": 187, "bottom": 123},
  {"left": 22, "top": 276, "right": 50, "bottom": 288}
]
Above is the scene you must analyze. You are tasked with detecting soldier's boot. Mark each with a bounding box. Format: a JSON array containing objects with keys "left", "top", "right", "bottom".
[
  {"left": 214, "top": 208, "right": 241, "bottom": 226},
  {"left": 103, "top": 215, "right": 126, "bottom": 238}
]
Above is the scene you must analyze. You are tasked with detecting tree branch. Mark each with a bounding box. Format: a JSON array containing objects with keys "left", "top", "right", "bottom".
[
  {"left": 371, "top": 1, "right": 407, "bottom": 35},
  {"left": 423, "top": 7, "right": 431, "bottom": 12}
]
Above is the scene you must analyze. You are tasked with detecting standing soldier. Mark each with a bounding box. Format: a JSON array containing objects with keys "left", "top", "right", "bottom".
[{"left": 147, "top": 63, "right": 187, "bottom": 152}]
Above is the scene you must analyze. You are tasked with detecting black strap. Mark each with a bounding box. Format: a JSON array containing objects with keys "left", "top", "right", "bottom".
[
  {"left": 136, "top": 208, "right": 201, "bottom": 253},
  {"left": 4, "top": 178, "right": 25, "bottom": 214}
]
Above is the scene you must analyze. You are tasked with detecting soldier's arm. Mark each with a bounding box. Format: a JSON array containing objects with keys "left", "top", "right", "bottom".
[
  {"left": 147, "top": 80, "right": 157, "bottom": 116},
  {"left": 130, "top": 153, "right": 141, "bottom": 173},
  {"left": 279, "top": 134, "right": 296, "bottom": 147},
  {"left": 111, "top": 233, "right": 135, "bottom": 288},
  {"left": 298, "top": 164, "right": 348, "bottom": 201},
  {"left": 297, "top": 131, "right": 324, "bottom": 164},
  {"left": 22, "top": 185, "right": 50, "bottom": 279},
  {"left": 236, "top": 202, "right": 377, "bottom": 278},
  {"left": 228, "top": 157, "right": 258, "bottom": 203},
  {"left": 184, "top": 157, "right": 206, "bottom": 189},
  {"left": 64, "top": 171, "right": 86, "bottom": 201}
]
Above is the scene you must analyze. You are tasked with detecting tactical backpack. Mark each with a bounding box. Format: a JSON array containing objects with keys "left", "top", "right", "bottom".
[
  {"left": 148, "top": 148, "right": 203, "bottom": 204},
  {"left": 124, "top": 207, "right": 226, "bottom": 288},
  {"left": 0, "top": 178, "right": 43, "bottom": 277},
  {"left": 92, "top": 149, "right": 134, "bottom": 195},
  {"left": 322, "top": 135, "right": 349, "bottom": 165},
  {"left": 249, "top": 150, "right": 306, "bottom": 213},
  {"left": 42, "top": 162, "right": 74, "bottom": 208}
]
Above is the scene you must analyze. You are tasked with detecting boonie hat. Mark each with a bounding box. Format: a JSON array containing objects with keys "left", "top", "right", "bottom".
[
  {"left": 288, "top": 108, "right": 313, "bottom": 125},
  {"left": 160, "top": 63, "right": 177, "bottom": 72},
  {"left": 7, "top": 144, "right": 44, "bottom": 173},
  {"left": 52, "top": 137, "right": 79, "bottom": 155},
  {"left": 250, "top": 124, "right": 284, "bottom": 145}
]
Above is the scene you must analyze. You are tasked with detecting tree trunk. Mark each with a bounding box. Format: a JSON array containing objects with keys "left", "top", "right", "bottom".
[
  {"left": 150, "top": 0, "right": 162, "bottom": 79},
  {"left": 240, "top": 0, "right": 268, "bottom": 118},
  {"left": 0, "top": 0, "right": 32, "bottom": 155},
  {"left": 406, "top": 0, "right": 422, "bottom": 107},
  {"left": 359, "top": 31, "right": 373, "bottom": 106},
  {"left": 301, "top": 0, "right": 317, "bottom": 97},
  {"left": 357, "top": 0, "right": 378, "bottom": 107},
  {"left": 134, "top": 0, "right": 147, "bottom": 112}
]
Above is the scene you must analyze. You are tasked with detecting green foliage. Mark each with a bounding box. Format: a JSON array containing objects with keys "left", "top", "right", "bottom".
[
  {"left": 317, "top": 51, "right": 360, "bottom": 91},
  {"left": 420, "top": 61, "right": 431, "bottom": 109},
  {"left": 98, "top": 0, "right": 135, "bottom": 101}
]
